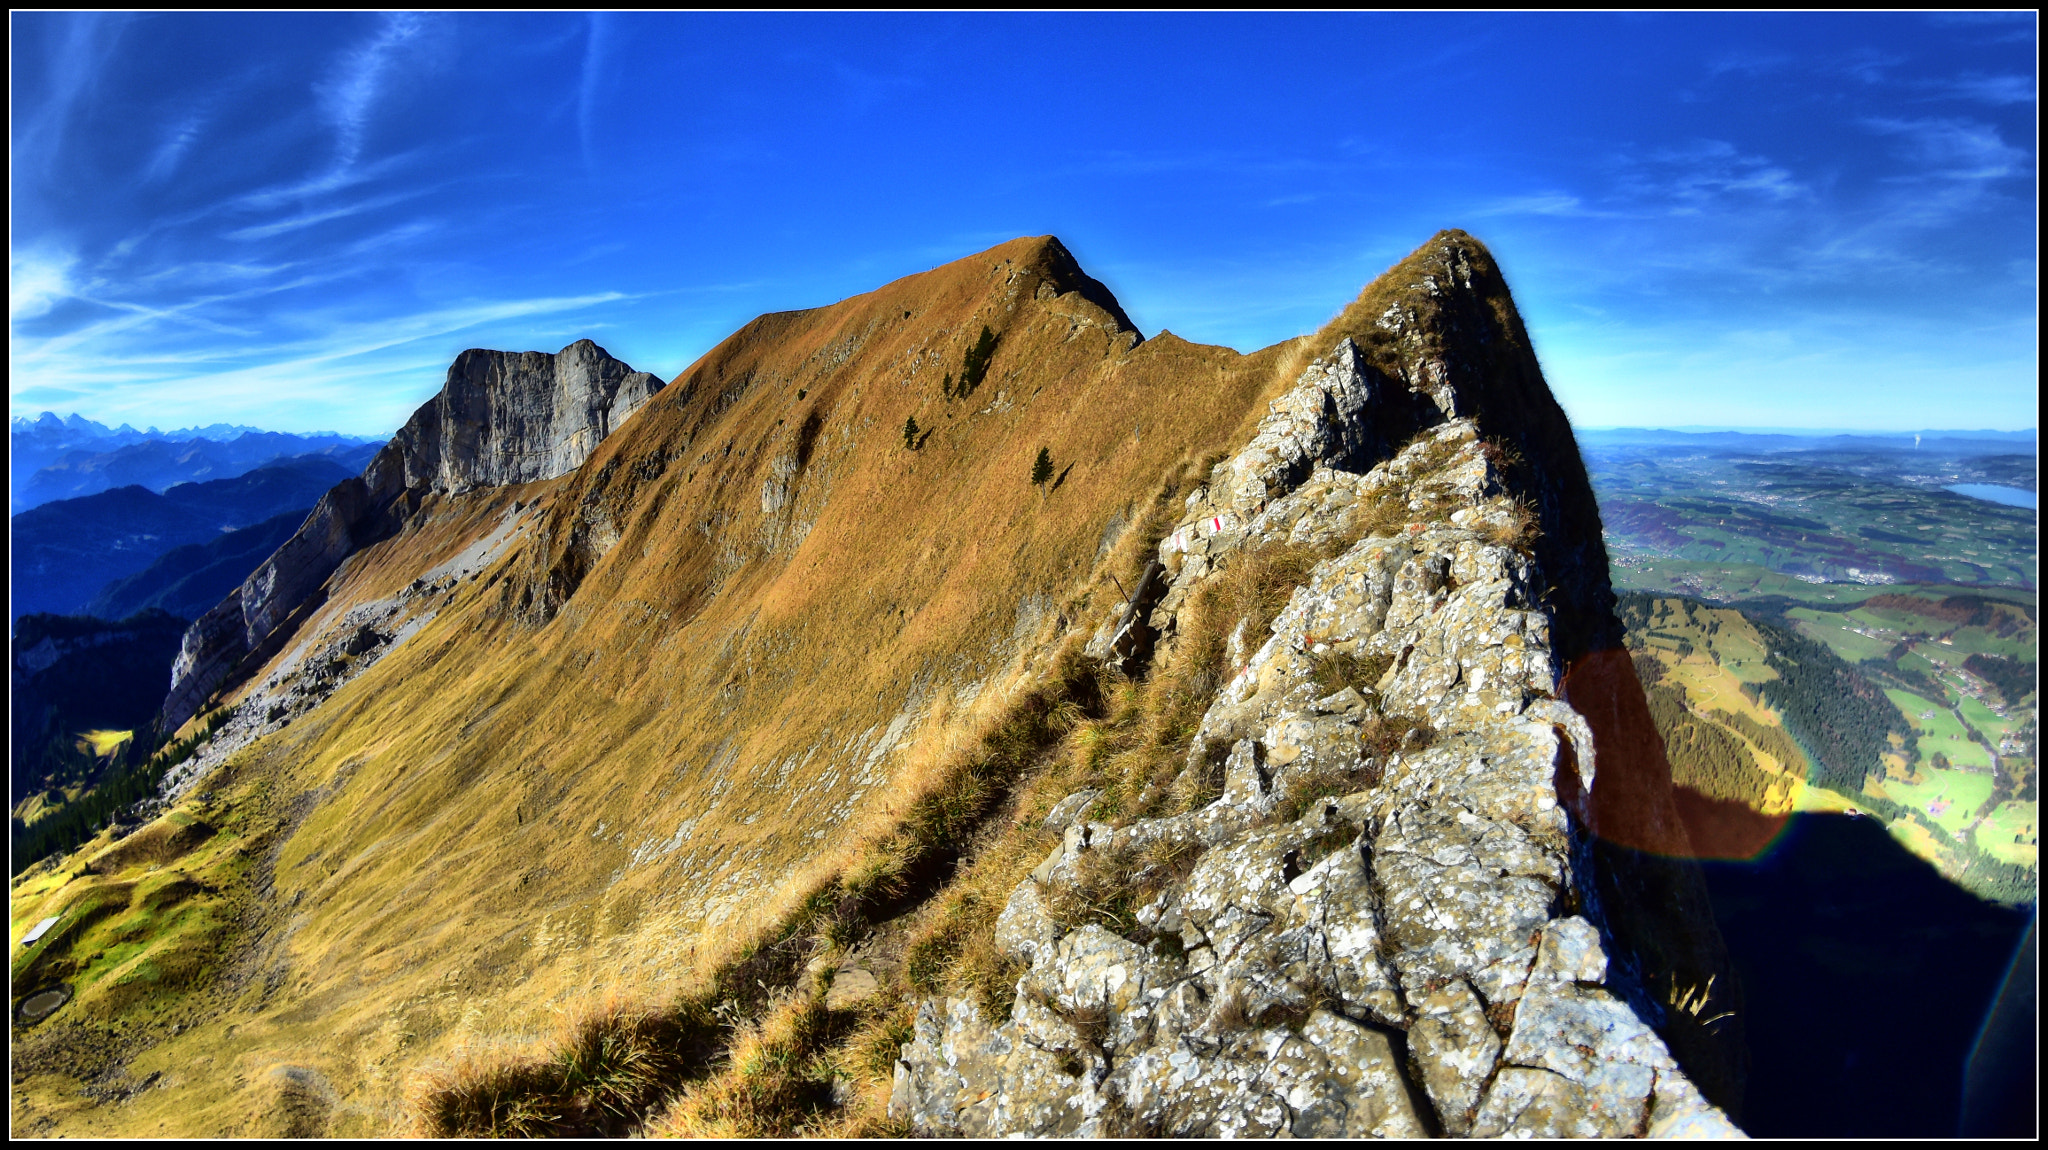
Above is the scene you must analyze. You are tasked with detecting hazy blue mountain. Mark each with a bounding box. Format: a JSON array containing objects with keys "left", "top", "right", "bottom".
[
  {"left": 82, "top": 509, "right": 309, "bottom": 623},
  {"left": 10, "top": 411, "right": 381, "bottom": 512},
  {"left": 10, "top": 457, "right": 355, "bottom": 622}
]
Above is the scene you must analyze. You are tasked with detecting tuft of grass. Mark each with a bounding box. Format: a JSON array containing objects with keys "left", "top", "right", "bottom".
[
  {"left": 1249, "top": 981, "right": 1341, "bottom": 1034},
  {"left": 647, "top": 991, "right": 845, "bottom": 1138},
  {"left": 411, "top": 998, "right": 718, "bottom": 1137},
  {"left": 842, "top": 997, "right": 915, "bottom": 1082},
  {"left": 1485, "top": 495, "right": 1542, "bottom": 554},
  {"left": 1268, "top": 715, "right": 1433, "bottom": 824},
  {"left": 1043, "top": 832, "right": 1203, "bottom": 938},
  {"left": 412, "top": 1051, "right": 573, "bottom": 1138},
  {"left": 1308, "top": 649, "right": 1393, "bottom": 697},
  {"left": 1361, "top": 713, "right": 1435, "bottom": 761},
  {"left": 1274, "top": 766, "right": 1376, "bottom": 825},
  {"left": 1071, "top": 536, "right": 1340, "bottom": 827}
]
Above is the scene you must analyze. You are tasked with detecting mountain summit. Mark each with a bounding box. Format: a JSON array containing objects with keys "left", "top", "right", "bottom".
[
  {"left": 158, "top": 340, "right": 662, "bottom": 733},
  {"left": 14, "top": 233, "right": 1742, "bottom": 1139}
]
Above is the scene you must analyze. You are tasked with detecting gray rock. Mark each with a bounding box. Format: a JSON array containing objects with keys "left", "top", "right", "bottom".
[
  {"left": 1408, "top": 978, "right": 1502, "bottom": 1134},
  {"left": 1043, "top": 789, "right": 1103, "bottom": 833},
  {"left": 162, "top": 340, "right": 661, "bottom": 734},
  {"left": 896, "top": 242, "right": 1745, "bottom": 1138},
  {"left": 994, "top": 880, "right": 1062, "bottom": 967}
]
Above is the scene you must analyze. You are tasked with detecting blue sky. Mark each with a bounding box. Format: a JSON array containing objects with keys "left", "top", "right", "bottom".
[{"left": 9, "top": 12, "right": 2037, "bottom": 436}]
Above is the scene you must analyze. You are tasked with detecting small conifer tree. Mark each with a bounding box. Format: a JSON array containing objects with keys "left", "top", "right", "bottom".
[
  {"left": 904, "top": 415, "right": 921, "bottom": 449},
  {"left": 959, "top": 326, "right": 998, "bottom": 397},
  {"left": 942, "top": 372, "right": 954, "bottom": 399},
  {"left": 1031, "top": 447, "right": 1053, "bottom": 494}
]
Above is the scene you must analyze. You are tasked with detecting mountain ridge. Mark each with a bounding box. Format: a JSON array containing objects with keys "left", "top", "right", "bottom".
[
  {"left": 10, "top": 420, "right": 382, "bottom": 513},
  {"left": 15, "top": 232, "right": 1741, "bottom": 1139},
  {"left": 157, "top": 339, "right": 664, "bottom": 733},
  {"left": 9, "top": 457, "right": 367, "bottom": 623}
]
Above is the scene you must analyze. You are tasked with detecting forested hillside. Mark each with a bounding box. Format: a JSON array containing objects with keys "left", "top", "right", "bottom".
[{"left": 1619, "top": 589, "right": 2036, "bottom": 906}]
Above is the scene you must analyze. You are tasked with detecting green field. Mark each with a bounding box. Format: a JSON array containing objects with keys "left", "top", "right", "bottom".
[
  {"left": 1878, "top": 767, "right": 1998, "bottom": 837},
  {"left": 1621, "top": 580, "right": 2035, "bottom": 905},
  {"left": 1956, "top": 695, "right": 2015, "bottom": 744},
  {"left": 1974, "top": 801, "right": 2039, "bottom": 867},
  {"left": 1589, "top": 440, "right": 2036, "bottom": 591},
  {"left": 1884, "top": 688, "right": 1995, "bottom": 771},
  {"left": 1787, "top": 609, "right": 1895, "bottom": 662},
  {"left": 1937, "top": 627, "right": 2034, "bottom": 660}
]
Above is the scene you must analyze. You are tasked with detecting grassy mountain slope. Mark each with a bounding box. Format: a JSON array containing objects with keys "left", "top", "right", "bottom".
[{"left": 11, "top": 235, "right": 1331, "bottom": 1134}]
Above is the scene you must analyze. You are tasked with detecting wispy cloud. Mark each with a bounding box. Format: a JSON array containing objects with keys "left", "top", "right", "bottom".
[
  {"left": 1838, "top": 47, "right": 1907, "bottom": 85},
  {"left": 1472, "top": 192, "right": 1602, "bottom": 219},
  {"left": 14, "top": 13, "right": 130, "bottom": 181},
  {"left": 13, "top": 290, "right": 634, "bottom": 433},
  {"left": 225, "top": 188, "right": 438, "bottom": 241},
  {"left": 1624, "top": 140, "right": 1807, "bottom": 209},
  {"left": 10, "top": 250, "right": 78, "bottom": 321},
  {"left": 142, "top": 111, "right": 208, "bottom": 184},
  {"left": 1932, "top": 73, "right": 2036, "bottom": 106},
  {"left": 315, "top": 12, "right": 426, "bottom": 171},
  {"left": 1705, "top": 50, "right": 1790, "bottom": 77},
  {"left": 1863, "top": 116, "right": 2026, "bottom": 181}
]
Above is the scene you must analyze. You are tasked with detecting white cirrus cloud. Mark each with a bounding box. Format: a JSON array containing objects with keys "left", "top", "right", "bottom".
[
  {"left": 10, "top": 250, "right": 78, "bottom": 322},
  {"left": 142, "top": 110, "right": 209, "bottom": 184},
  {"left": 1938, "top": 73, "right": 2036, "bottom": 106},
  {"left": 1641, "top": 140, "right": 1806, "bottom": 205},
  {"left": 316, "top": 11, "right": 428, "bottom": 171},
  {"left": 1472, "top": 192, "right": 1602, "bottom": 219},
  {"left": 1863, "top": 116, "right": 2026, "bottom": 181},
  {"left": 225, "top": 188, "right": 437, "bottom": 242}
]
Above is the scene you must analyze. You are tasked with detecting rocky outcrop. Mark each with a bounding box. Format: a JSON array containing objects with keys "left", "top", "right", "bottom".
[
  {"left": 160, "top": 341, "right": 662, "bottom": 734},
  {"left": 374, "top": 340, "right": 665, "bottom": 496},
  {"left": 894, "top": 248, "right": 1746, "bottom": 1137}
]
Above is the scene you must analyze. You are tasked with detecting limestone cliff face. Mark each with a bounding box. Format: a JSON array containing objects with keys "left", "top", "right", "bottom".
[
  {"left": 892, "top": 238, "right": 1746, "bottom": 1137},
  {"left": 376, "top": 339, "right": 666, "bottom": 495},
  {"left": 159, "top": 340, "right": 661, "bottom": 733}
]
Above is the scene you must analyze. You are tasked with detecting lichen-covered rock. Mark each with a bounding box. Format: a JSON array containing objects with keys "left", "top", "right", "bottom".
[
  {"left": 1408, "top": 978, "right": 1501, "bottom": 1134},
  {"left": 895, "top": 246, "right": 1743, "bottom": 1138}
]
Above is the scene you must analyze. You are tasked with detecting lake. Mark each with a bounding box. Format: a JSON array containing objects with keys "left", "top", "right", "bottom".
[{"left": 1945, "top": 483, "right": 2037, "bottom": 510}]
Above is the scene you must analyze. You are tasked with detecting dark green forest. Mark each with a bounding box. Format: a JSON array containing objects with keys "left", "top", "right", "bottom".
[
  {"left": 1643, "top": 683, "right": 1779, "bottom": 806},
  {"left": 9, "top": 707, "right": 231, "bottom": 875},
  {"left": 1744, "top": 613, "right": 1910, "bottom": 795}
]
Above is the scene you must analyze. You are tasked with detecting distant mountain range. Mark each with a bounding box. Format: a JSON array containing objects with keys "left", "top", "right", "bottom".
[
  {"left": 1579, "top": 427, "right": 2036, "bottom": 456},
  {"left": 9, "top": 455, "right": 365, "bottom": 622},
  {"left": 10, "top": 411, "right": 383, "bottom": 513},
  {"left": 82, "top": 510, "right": 310, "bottom": 624}
]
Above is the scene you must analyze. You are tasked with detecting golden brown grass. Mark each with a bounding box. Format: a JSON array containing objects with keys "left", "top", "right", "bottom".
[
  {"left": 1486, "top": 495, "right": 1543, "bottom": 554},
  {"left": 407, "top": 633, "right": 1107, "bottom": 1136},
  {"left": 410, "top": 995, "right": 716, "bottom": 1136},
  {"left": 1043, "top": 832, "right": 1204, "bottom": 940},
  {"left": 640, "top": 992, "right": 840, "bottom": 1138},
  {"left": 1308, "top": 649, "right": 1394, "bottom": 697}
]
